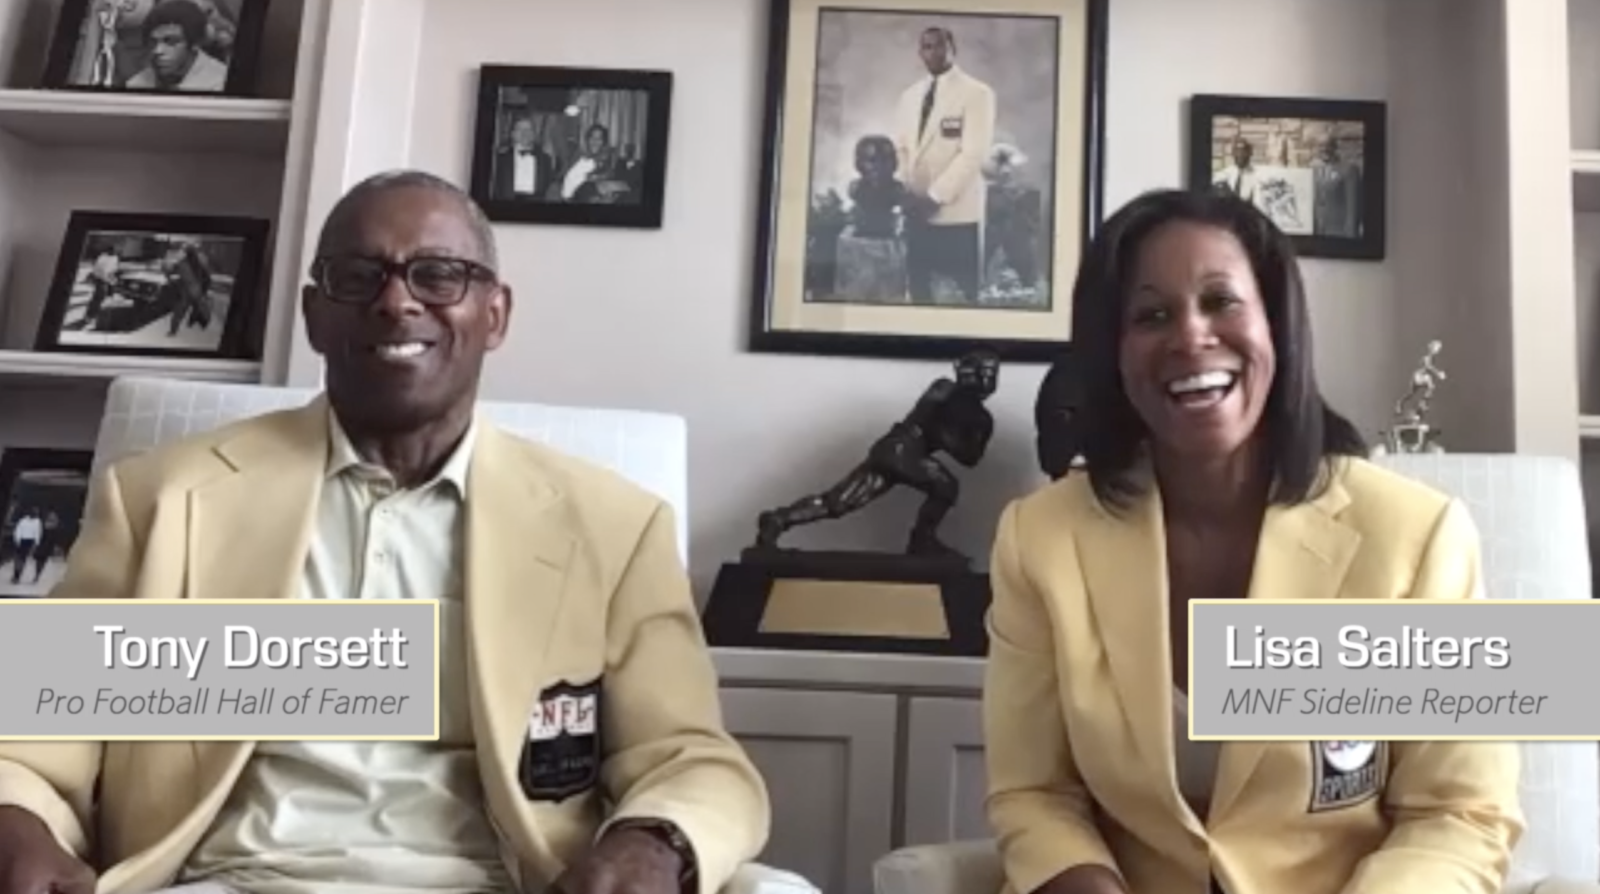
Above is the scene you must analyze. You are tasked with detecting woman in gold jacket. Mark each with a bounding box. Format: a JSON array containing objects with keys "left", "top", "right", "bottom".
[{"left": 983, "top": 189, "right": 1521, "bottom": 894}]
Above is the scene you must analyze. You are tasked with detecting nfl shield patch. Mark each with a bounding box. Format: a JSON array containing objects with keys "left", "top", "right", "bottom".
[{"left": 519, "top": 678, "right": 603, "bottom": 802}]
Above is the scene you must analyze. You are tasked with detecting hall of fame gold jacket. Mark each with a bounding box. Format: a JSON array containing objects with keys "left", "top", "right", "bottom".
[
  {"left": 0, "top": 398, "right": 770, "bottom": 894},
  {"left": 983, "top": 457, "right": 1523, "bottom": 894}
]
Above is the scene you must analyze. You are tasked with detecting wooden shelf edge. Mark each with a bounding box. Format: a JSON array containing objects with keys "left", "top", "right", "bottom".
[
  {"left": 0, "top": 88, "right": 291, "bottom": 122},
  {"left": 1574, "top": 150, "right": 1600, "bottom": 174},
  {"left": 1580, "top": 415, "right": 1600, "bottom": 440},
  {"left": 0, "top": 349, "right": 261, "bottom": 383}
]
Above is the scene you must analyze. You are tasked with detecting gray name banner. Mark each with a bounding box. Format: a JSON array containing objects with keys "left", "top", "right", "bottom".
[
  {"left": 1189, "top": 600, "right": 1591, "bottom": 739},
  {"left": 0, "top": 601, "right": 438, "bottom": 740}
]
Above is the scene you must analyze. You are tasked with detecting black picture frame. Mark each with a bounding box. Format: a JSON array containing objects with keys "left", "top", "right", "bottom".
[
  {"left": 1187, "top": 94, "right": 1387, "bottom": 261},
  {"left": 746, "top": 0, "right": 1108, "bottom": 362},
  {"left": 40, "top": 0, "right": 271, "bottom": 98},
  {"left": 0, "top": 448, "right": 94, "bottom": 599},
  {"left": 468, "top": 64, "right": 674, "bottom": 230},
  {"left": 34, "top": 210, "right": 271, "bottom": 361}
]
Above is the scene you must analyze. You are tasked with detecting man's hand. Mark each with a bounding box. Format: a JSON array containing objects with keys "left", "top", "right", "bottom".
[
  {"left": 0, "top": 805, "right": 95, "bottom": 894},
  {"left": 902, "top": 190, "right": 940, "bottom": 222},
  {"left": 547, "top": 827, "right": 684, "bottom": 894}
]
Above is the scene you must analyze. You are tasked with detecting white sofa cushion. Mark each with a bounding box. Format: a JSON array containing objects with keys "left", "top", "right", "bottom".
[
  {"left": 727, "top": 863, "right": 829, "bottom": 894},
  {"left": 874, "top": 840, "right": 1002, "bottom": 894}
]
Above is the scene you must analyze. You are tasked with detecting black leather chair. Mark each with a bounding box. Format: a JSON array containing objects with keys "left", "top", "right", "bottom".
[{"left": 1034, "top": 351, "right": 1082, "bottom": 480}]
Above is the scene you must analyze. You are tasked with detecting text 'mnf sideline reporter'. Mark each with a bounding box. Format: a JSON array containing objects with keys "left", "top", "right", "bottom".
[
  {"left": 0, "top": 171, "right": 770, "bottom": 894},
  {"left": 982, "top": 189, "right": 1522, "bottom": 894}
]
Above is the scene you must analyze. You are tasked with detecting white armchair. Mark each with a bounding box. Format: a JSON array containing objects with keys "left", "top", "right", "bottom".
[
  {"left": 89, "top": 376, "right": 823, "bottom": 894},
  {"left": 873, "top": 454, "right": 1598, "bottom": 894}
]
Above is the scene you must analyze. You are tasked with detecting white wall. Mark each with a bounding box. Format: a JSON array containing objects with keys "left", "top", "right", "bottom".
[{"left": 295, "top": 0, "right": 1507, "bottom": 596}]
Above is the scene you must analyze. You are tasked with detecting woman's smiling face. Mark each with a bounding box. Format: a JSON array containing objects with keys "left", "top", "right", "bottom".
[{"left": 1118, "top": 219, "right": 1276, "bottom": 460}]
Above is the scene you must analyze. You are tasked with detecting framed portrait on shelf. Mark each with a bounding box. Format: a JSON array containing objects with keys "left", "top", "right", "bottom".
[
  {"left": 746, "top": 0, "right": 1108, "bottom": 361},
  {"left": 468, "top": 64, "right": 674, "bottom": 229},
  {"left": 34, "top": 211, "right": 270, "bottom": 360},
  {"left": 0, "top": 448, "right": 94, "bottom": 599},
  {"left": 1187, "top": 94, "right": 1387, "bottom": 260},
  {"left": 40, "top": 0, "right": 270, "bottom": 97}
]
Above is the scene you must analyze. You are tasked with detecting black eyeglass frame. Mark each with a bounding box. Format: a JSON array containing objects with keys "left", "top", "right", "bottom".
[{"left": 309, "top": 255, "right": 500, "bottom": 306}]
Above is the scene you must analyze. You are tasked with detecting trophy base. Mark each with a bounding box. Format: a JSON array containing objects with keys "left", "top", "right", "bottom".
[
  {"left": 1382, "top": 422, "right": 1444, "bottom": 455},
  {"left": 700, "top": 548, "right": 991, "bottom": 657}
]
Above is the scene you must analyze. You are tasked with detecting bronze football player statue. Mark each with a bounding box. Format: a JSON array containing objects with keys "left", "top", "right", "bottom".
[{"left": 754, "top": 351, "right": 999, "bottom": 558}]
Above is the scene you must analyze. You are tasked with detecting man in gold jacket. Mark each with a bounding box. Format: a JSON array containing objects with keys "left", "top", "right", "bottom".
[{"left": 0, "top": 170, "right": 770, "bottom": 894}]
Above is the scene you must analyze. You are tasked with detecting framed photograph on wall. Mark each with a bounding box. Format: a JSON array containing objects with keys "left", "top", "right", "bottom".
[
  {"left": 34, "top": 211, "right": 270, "bottom": 360},
  {"left": 746, "top": 0, "right": 1108, "bottom": 362},
  {"left": 1187, "top": 94, "right": 1387, "bottom": 260},
  {"left": 41, "top": 0, "right": 271, "bottom": 97},
  {"left": 0, "top": 448, "right": 94, "bottom": 599},
  {"left": 468, "top": 64, "right": 674, "bottom": 229}
]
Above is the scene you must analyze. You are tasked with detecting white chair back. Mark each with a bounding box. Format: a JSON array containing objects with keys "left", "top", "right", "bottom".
[
  {"left": 1374, "top": 453, "right": 1597, "bottom": 891},
  {"left": 91, "top": 377, "right": 691, "bottom": 563}
]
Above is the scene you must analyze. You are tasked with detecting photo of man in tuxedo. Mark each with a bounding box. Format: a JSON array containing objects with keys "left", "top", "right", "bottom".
[
  {"left": 894, "top": 26, "right": 996, "bottom": 305},
  {"left": 490, "top": 116, "right": 557, "bottom": 202}
]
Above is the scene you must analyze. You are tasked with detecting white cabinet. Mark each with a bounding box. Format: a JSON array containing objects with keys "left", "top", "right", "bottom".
[
  {"left": 714, "top": 650, "right": 986, "bottom": 894},
  {"left": 902, "top": 697, "right": 989, "bottom": 846},
  {"left": 719, "top": 688, "right": 898, "bottom": 894}
]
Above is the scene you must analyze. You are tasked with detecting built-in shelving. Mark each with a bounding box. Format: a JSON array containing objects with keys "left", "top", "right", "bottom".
[
  {"left": 0, "top": 88, "right": 291, "bottom": 156},
  {"left": 1570, "top": 0, "right": 1600, "bottom": 587},
  {"left": 1576, "top": 0, "right": 1600, "bottom": 448},
  {"left": 1575, "top": 151, "right": 1600, "bottom": 213},
  {"left": 0, "top": 0, "right": 318, "bottom": 448},
  {"left": 0, "top": 349, "right": 260, "bottom": 384}
]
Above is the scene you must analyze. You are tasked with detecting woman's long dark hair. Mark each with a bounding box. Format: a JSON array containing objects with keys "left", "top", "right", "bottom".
[{"left": 1072, "top": 189, "right": 1367, "bottom": 511}]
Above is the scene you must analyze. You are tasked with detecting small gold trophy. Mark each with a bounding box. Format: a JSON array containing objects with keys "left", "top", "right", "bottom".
[{"left": 1375, "top": 340, "right": 1446, "bottom": 455}]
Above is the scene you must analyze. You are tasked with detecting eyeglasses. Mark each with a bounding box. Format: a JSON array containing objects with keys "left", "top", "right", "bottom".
[{"left": 310, "top": 255, "right": 498, "bottom": 307}]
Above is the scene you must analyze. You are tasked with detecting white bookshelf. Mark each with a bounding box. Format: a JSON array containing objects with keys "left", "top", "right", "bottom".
[
  {"left": 1577, "top": 152, "right": 1600, "bottom": 213},
  {"left": 1572, "top": 0, "right": 1600, "bottom": 569},
  {"left": 0, "top": 0, "right": 320, "bottom": 450},
  {"left": 0, "top": 349, "right": 260, "bottom": 383},
  {"left": 0, "top": 89, "right": 291, "bottom": 155}
]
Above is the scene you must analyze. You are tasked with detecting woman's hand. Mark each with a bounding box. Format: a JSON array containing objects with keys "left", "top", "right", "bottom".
[{"left": 1034, "top": 865, "right": 1129, "bottom": 894}]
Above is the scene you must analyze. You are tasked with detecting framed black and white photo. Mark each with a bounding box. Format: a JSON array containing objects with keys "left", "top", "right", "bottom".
[
  {"left": 0, "top": 449, "right": 93, "bottom": 599},
  {"left": 41, "top": 0, "right": 270, "bottom": 97},
  {"left": 34, "top": 211, "right": 270, "bottom": 359},
  {"left": 746, "top": 0, "right": 1107, "bottom": 361},
  {"left": 1188, "top": 94, "right": 1387, "bottom": 260},
  {"left": 468, "top": 65, "right": 674, "bottom": 229}
]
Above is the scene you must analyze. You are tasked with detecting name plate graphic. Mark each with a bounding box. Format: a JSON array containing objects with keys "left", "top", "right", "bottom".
[
  {"left": 0, "top": 600, "right": 439, "bottom": 740},
  {"left": 1188, "top": 599, "right": 1594, "bottom": 740}
]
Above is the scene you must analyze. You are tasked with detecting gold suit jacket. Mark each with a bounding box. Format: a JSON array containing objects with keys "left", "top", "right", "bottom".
[
  {"left": 983, "top": 457, "right": 1522, "bottom": 894},
  {"left": 0, "top": 399, "right": 770, "bottom": 894}
]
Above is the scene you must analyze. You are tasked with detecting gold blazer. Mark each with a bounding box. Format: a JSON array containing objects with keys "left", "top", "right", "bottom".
[
  {"left": 983, "top": 457, "right": 1522, "bottom": 894},
  {"left": 0, "top": 399, "right": 770, "bottom": 894}
]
